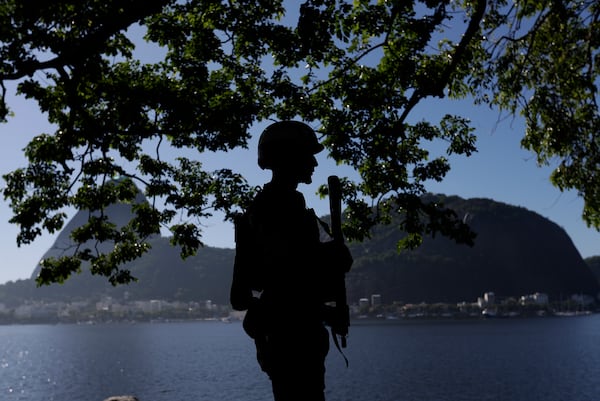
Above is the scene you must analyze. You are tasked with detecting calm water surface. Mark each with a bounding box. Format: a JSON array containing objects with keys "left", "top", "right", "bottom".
[{"left": 1, "top": 315, "right": 600, "bottom": 401}]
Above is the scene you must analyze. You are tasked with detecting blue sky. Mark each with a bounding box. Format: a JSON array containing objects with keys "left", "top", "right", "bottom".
[{"left": 0, "top": 4, "right": 598, "bottom": 284}]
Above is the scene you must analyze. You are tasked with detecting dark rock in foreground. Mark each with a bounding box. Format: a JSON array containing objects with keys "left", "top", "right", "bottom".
[{"left": 103, "top": 396, "right": 139, "bottom": 401}]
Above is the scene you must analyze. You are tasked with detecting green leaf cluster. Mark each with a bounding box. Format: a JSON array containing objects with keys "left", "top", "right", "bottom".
[{"left": 0, "top": 0, "right": 598, "bottom": 284}]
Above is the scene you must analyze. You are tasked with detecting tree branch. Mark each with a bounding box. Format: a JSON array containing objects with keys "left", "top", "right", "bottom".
[
  {"left": 399, "top": 0, "right": 487, "bottom": 124},
  {"left": 0, "top": 0, "right": 170, "bottom": 82}
]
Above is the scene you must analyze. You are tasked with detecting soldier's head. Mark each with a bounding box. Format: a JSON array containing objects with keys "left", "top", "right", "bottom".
[{"left": 258, "top": 121, "right": 324, "bottom": 184}]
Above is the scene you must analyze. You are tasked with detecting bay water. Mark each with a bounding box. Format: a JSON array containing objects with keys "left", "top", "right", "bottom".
[{"left": 2, "top": 315, "right": 600, "bottom": 401}]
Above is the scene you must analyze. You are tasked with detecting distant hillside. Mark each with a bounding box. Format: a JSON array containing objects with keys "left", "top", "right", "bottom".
[
  {"left": 346, "top": 195, "right": 599, "bottom": 303},
  {"left": 29, "top": 182, "right": 149, "bottom": 280},
  {"left": 586, "top": 256, "right": 600, "bottom": 284},
  {"left": 0, "top": 239, "right": 234, "bottom": 307},
  {"left": 1, "top": 194, "right": 597, "bottom": 306}
]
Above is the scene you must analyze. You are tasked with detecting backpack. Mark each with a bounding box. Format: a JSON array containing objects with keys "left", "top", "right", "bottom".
[{"left": 230, "top": 210, "right": 263, "bottom": 312}]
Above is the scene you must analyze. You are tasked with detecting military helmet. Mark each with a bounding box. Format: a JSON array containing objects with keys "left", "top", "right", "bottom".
[{"left": 257, "top": 121, "right": 324, "bottom": 170}]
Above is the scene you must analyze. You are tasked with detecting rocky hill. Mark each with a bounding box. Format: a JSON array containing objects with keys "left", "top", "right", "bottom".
[
  {"left": 346, "top": 195, "right": 599, "bottom": 303},
  {"left": 28, "top": 184, "right": 149, "bottom": 280},
  {"left": 0, "top": 194, "right": 598, "bottom": 306},
  {"left": 0, "top": 240, "right": 235, "bottom": 307},
  {"left": 586, "top": 256, "right": 600, "bottom": 284}
]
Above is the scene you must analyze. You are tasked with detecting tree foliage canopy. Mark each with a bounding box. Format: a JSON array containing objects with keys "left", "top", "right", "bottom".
[{"left": 0, "top": 0, "right": 598, "bottom": 285}]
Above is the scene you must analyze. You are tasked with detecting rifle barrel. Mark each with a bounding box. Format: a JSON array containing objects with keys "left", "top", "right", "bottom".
[{"left": 328, "top": 175, "right": 343, "bottom": 241}]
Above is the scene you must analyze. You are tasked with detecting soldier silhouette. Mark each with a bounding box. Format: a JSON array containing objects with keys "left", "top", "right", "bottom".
[{"left": 230, "top": 121, "right": 353, "bottom": 401}]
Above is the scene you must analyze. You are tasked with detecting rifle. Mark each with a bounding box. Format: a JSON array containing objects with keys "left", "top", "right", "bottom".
[{"left": 327, "top": 175, "right": 350, "bottom": 348}]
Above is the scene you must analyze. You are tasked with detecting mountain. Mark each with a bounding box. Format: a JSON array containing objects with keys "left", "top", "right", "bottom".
[
  {"left": 29, "top": 183, "right": 149, "bottom": 280},
  {"left": 0, "top": 238, "right": 234, "bottom": 307},
  {"left": 586, "top": 256, "right": 600, "bottom": 284},
  {"left": 0, "top": 194, "right": 598, "bottom": 306},
  {"left": 346, "top": 195, "right": 599, "bottom": 304}
]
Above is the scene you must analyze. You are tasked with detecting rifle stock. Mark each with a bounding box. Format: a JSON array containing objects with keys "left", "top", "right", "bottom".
[{"left": 327, "top": 175, "right": 349, "bottom": 348}]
